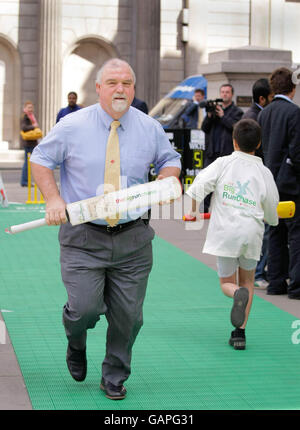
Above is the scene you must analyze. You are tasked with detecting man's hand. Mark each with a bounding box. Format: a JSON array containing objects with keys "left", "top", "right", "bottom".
[
  {"left": 156, "top": 172, "right": 179, "bottom": 205},
  {"left": 157, "top": 174, "right": 170, "bottom": 204},
  {"left": 45, "top": 196, "right": 67, "bottom": 226},
  {"left": 215, "top": 105, "right": 224, "bottom": 118},
  {"left": 30, "top": 163, "right": 68, "bottom": 226}
]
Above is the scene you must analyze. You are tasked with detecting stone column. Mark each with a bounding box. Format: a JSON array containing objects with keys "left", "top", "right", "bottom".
[
  {"left": 38, "top": 0, "right": 62, "bottom": 134},
  {"left": 249, "top": 0, "right": 270, "bottom": 47},
  {"left": 187, "top": 0, "right": 209, "bottom": 74},
  {"left": 131, "top": 0, "right": 160, "bottom": 109},
  {"left": 0, "top": 61, "right": 5, "bottom": 143}
]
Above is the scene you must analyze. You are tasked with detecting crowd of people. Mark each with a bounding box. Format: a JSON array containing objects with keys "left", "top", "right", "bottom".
[
  {"left": 184, "top": 68, "right": 300, "bottom": 301},
  {"left": 17, "top": 59, "right": 300, "bottom": 398}
]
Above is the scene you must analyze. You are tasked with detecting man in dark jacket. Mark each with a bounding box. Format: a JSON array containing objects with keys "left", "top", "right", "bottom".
[
  {"left": 56, "top": 92, "right": 82, "bottom": 123},
  {"left": 131, "top": 96, "right": 148, "bottom": 114},
  {"left": 243, "top": 78, "right": 272, "bottom": 160},
  {"left": 243, "top": 78, "right": 272, "bottom": 289},
  {"left": 243, "top": 78, "right": 272, "bottom": 123},
  {"left": 201, "top": 84, "right": 243, "bottom": 212},
  {"left": 181, "top": 88, "right": 205, "bottom": 129},
  {"left": 258, "top": 67, "right": 300, "bottom": 299}
]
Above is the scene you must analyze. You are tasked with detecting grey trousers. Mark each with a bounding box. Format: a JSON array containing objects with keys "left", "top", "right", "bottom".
[{"left": 59, "top": 219, "right": 154, "bottom": 386}]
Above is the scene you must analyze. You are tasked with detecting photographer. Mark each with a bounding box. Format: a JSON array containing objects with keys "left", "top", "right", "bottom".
[{"left": 201, "top": 84, "right": 243, "bottom": 212}]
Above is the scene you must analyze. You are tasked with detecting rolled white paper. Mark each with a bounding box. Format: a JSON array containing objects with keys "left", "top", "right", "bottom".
[
  {"left": 5, "top": 218, "right": 47, "bottom": 234},
  {"left": 67, "top": 176, "right": 182, "bottom": 225},
  {"left": 5, "top": 177, "right": 182, "bottom": 234}
]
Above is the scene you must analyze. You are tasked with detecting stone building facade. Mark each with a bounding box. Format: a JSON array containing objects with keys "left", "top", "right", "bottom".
[{"left": 1, "top": 0, "right": 300, "bottom": 148}]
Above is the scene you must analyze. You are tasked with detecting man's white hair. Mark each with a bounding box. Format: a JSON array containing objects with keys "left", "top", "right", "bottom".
[{"left": 96, "top": 58, "right": 136, "bottom": 85}]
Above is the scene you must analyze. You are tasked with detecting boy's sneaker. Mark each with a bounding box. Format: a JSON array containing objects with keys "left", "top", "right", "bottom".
[
  {"left": 230, "top": 287, "right": 249, "bottom": 328},
  {"left": 254, "top": 279, "right": 269, "bottom": 289},
  {"left": 229, "top": 329, "right": 246, "bottom": 350}
]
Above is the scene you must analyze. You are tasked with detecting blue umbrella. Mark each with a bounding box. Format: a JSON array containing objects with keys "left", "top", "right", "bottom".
[{"left": 166, "top": 75, "right": 207, "bottom": 100}]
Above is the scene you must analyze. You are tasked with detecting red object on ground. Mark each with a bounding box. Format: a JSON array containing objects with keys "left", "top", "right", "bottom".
[
  {"left": 182, "top": 214, "right": 197, "bottom": 222},
  {"left": 199, "top": 213, "right": 211, "bottom": 219}
]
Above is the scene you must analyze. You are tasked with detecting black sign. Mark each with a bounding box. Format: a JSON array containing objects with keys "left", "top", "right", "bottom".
[
  {"left": 236, "top": 96, "right": 252, "bottom": 107},
  {"left": 149, "top": 129, "right": 205, "bottom": 187}
]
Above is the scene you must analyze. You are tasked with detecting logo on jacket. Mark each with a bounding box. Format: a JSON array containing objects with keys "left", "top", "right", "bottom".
[
  {"left": 222, "top": 181, "right": 256, "bottom": 208},
  {"left": 236, "top": 180, "right": 250, "bottom": 196}
]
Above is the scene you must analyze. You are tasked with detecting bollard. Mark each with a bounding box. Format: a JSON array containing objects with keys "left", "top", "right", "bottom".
[{"left": 26, "top": 153, "right": 45, "bottom": 204}]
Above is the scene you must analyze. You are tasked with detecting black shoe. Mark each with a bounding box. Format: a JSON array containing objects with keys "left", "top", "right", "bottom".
[
  {"left": 267, "top": 289, "right": 287, "bottom": 295},
  {"left": 229, "top": 329, "right": 246, "bottom": 350},
  {"left": 231, "top": 287, "right": 249, "bottom": 328},
  {"left": 100, "top": 378, "right": 127, "bottom": 400},
  {"left": 66, "top": 344, "right": 87, "bottom": 382},
  {"left": 288, "top": 294, "right": 300, "bottom": 300}
]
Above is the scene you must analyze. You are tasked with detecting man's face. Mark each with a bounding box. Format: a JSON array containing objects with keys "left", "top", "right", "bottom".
[
  {"left": 194, "top": 91, "right": 204, "bottom": 103},
  {"left": 220, "top": 86, "right": 233, "bottom": 104},
  {"left": 68, "top": 93, "right": 77, "bottom": 107},
  {"left": 259, "top": 96, "right": 268, "bottom": 108},
  {"left": 259, "top": 92, "right": 273, "bottom": 107},
  {"left": 96, "top": 64, "right": 135, "bottom": 119}
]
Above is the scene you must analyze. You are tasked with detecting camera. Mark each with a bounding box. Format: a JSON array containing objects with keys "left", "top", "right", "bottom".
[{"left": 199, "top": 98, "right": 223, "bottom": 116}]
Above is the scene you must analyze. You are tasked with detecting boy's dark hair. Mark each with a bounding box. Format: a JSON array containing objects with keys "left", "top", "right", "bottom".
[
  {"left": 252, "top": 78, "right": 271, "bottom": 103},
  {"left": 233, "top": 119, "right": 261, "bottom": 153},
  {"left": 269, "top": 67, "right": 295, "bottom": 95}
]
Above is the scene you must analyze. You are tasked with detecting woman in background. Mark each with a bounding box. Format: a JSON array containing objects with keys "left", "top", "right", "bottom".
[{"left": 20, "top": 101, "right": 39, "bottom": 187}]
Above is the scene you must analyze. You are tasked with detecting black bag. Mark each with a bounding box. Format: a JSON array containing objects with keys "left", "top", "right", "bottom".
[{"left": 276, "top": 155, "right": 300, "bottom": 195}]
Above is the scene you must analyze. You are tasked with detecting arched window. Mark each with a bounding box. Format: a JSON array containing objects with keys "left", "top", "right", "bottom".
[
  {"left": 0, "top": 35, "right": 21, "bottom": 149},
  {"left": 62, "top": 36, "right": 119, "bottom": 108}
]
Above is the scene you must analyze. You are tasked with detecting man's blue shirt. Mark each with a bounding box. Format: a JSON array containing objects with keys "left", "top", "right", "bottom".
[
  {"left": 274, "top": 94, "right": 294, "bottom": 104},
  {"left": 31, "top": 103, "right": 181, "bottom": 223},
  {"left": 56, "top": 104, "right": 82, "bottom": 123}
]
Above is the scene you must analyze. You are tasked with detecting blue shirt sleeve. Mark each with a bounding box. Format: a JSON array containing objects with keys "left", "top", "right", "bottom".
[
  {"left": 153, "top": 121, "right": 181, "bottom": 174},
  {"left": 30, "top": 121, "right": 68, "bottom": 169}
]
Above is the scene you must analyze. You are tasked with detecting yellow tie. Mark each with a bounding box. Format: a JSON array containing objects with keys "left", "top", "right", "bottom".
[
  {"left": 104, "top": 120, "right": 121, "bottom": 227},
  {"left": 197, "top": 106, "right": 203, "bottom": 129}
]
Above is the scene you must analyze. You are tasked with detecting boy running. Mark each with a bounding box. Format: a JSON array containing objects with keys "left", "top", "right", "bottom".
[{"left": 186, "top": 119, "right": 279, "bottom": 349}]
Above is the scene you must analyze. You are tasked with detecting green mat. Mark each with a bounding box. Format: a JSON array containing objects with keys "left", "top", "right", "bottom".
[{"left": 0, "top": 204, "right": 300, "bottom": 410}]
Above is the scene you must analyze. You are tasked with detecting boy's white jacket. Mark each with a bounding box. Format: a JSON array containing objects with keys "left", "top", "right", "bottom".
[{"left": 186, "top": 151, "right": 279, "bottom": 260}]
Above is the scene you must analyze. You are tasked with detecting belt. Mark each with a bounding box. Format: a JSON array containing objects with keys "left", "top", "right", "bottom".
[{"left": 86, "top": 218, "right": 142, "bottom": 233}]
